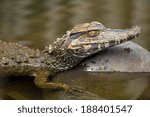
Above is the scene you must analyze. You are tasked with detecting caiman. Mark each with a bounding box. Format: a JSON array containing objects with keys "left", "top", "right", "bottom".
[{"left": 0, "top": 21, "right": 141, "bottom": 92}]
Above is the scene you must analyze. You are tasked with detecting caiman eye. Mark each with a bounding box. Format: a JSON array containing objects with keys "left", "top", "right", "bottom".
[
  {"left": 70, "top": 32, "right": 84, "bottom": 39},
  {"left": 86, "top": 30, "right": 100, "bottom": 37}
]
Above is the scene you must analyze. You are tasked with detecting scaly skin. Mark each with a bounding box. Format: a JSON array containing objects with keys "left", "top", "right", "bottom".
[{"left": 0, "top": 21, "right": 141, "bottom": 92}]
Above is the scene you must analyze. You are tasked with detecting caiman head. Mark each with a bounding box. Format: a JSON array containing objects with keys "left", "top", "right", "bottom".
[{"left": 44, "top": 21, "right": 141, "bottom": 70}]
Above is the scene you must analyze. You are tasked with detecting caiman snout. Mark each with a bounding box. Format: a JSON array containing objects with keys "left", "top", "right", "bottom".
[
  {"left": 128, "top": 25, "right": 141, "bottom": 39},
  {"left": 102, "top": 25, "right": 142, "bottom": 47}
]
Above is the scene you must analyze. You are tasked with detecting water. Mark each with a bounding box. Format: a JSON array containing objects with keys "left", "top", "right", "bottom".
[
  {"left": 0, "top": 0, "right": 150, "bottom": 99},
  {"left": 0, "top": 0, "right": 150, "bottom": 50}
]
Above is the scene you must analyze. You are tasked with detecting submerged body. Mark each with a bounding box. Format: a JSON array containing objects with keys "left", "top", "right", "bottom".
[{"left": 0, "top": 21, "right": 141, "bottom": 91}]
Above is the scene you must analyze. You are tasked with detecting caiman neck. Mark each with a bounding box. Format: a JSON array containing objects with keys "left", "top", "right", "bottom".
[{"left": 42, "top": 49, "right": 81, "bottom": 70}]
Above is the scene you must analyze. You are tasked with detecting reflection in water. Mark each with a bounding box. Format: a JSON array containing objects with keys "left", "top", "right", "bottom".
[
  {"left": 0, "top": 72, "right": 149, "bottom": 100},
  {"left": 125, "top": 78, "right": 148, "bottom": 99},
  {"left": 0, "top": 0, "right": 150, "bottom": 99},
  {"left": 0, "top": 75, "right": 9, "bottom": 99},
  {"left": 50, "top": 71, "right": 150, "bottom": 100},
  {"left": 0, "top": 75, "right": 43, "bottom": 100}
]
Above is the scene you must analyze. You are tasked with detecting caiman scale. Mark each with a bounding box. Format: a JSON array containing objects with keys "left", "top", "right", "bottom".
[{"left": 0, "top": 21, "right": 141, "bottom": 92}]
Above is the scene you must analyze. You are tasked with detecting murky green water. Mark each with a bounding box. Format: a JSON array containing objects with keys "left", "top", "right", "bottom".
[{"left": 0, "top": 0, "right": 150, "bottom": 99}]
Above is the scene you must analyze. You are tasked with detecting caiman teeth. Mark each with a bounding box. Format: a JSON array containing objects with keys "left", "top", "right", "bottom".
[
  {"left": 130, "top": 35, "right": 136, "bottom": 38},
  {"left": 127, "top": 34, "right": 138, "bottom": 40},
  {"left": 128, "top": 32, "right": 140, "bottom": 40}
]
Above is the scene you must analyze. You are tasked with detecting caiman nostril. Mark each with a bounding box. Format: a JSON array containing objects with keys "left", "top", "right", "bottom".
[{"left": 136, "top": 33, "right": 140, "bottom": 37}]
